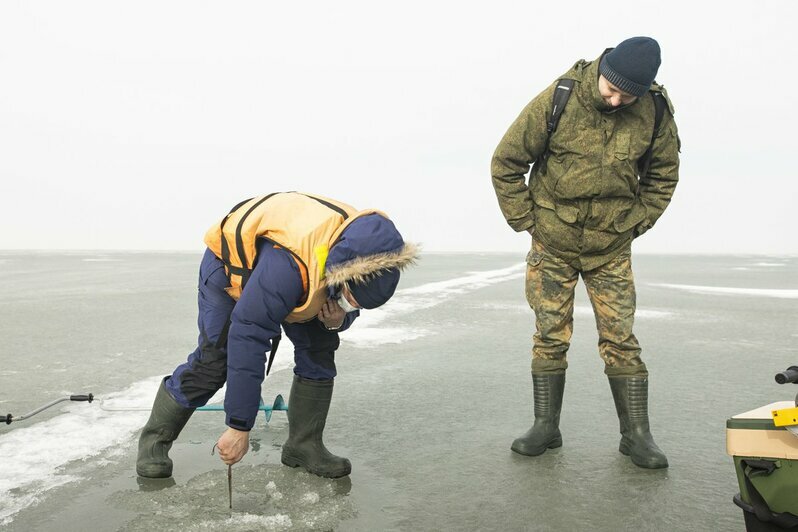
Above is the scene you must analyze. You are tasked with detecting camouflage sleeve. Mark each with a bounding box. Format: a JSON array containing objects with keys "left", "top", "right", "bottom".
[
  {"left": 636, "top": 107, "right": 680, "bottom": 237},
  {"left": 490, "top": 85, "right": 554, "bottom": 232}
]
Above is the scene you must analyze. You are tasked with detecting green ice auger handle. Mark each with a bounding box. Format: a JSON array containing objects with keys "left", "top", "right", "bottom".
[
  {"left": 70, "top": 394, "right": 94, "bottom": 402},
  {"left": 775, "top": 366, "right": 798, "bottom": 385}
]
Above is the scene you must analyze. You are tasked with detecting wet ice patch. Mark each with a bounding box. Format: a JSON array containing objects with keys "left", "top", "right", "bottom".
[
  {"left": 0, "top": 476, "right": 78, "bottom": 527},
  {"left": 112, "top": 464, "right": 353, "bottom": 531},
  {"left": 652, "top": 283, "right": 798, "bottom": 299},
  {"left": 734, "top": 261, "right": 787, "bottom": 271},
  {"left": 636, "top": 309, "right": 674, "bottom": 319},
  {"left": 300, "top": 492, "right": 320, "bottom": 504},
  {"left": 472, "top": 302, "right": 529, "bottom": 312},
  {"left": 341, "top": 263, "right": 525, "bottom": 348},
  {"left": 265, "top": 480, "right": 283, "bottom": 501},
  {"left": 342, "top": 326, "right": 428, "bottom": 348},
  {"left": 190, "top": 513, "right": 293, "bottom": 531}
]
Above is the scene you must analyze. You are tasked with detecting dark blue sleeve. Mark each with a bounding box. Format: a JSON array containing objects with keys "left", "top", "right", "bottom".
[{"left": 224, "top": 244, "right": 303, "bottom": 430}]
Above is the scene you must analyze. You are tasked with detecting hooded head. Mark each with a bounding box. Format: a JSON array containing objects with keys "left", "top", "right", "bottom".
[{"left": 325, "top": 214, "right": 419, "bottom": 309}]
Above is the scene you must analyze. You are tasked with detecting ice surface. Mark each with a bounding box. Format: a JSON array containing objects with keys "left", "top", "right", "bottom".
[
  {"left": 652, "top": 283, "right": 798, "bottom": 299},
  {"left": 0, "top": 377, "right": 159, "bottom": 524},
  {"left": 0, "top": 262, "right": 526, "bottom": 524}
]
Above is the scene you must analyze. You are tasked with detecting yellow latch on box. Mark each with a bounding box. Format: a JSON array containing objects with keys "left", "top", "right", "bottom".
[{"left": 772, "top": 406, "right": 798, "bottom": 427}]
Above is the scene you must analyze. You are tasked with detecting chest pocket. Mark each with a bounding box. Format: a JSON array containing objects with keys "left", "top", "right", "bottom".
[{"left": 614, "top": 132, "right": 631, "bottom": 161}]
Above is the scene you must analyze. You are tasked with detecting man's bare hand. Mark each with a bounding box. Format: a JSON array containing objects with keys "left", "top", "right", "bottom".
[
  {"left": 318, "top": 298, "right": 346, "bottom": 330},
  {"left": 215, "top": 427, "right": 249, "bottom": 465}
]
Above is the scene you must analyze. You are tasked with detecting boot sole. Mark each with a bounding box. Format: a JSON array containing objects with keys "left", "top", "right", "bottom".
[
  {"left": 619, "top": 442, "right": 669, "bottom": 469},
  {"left": 136, "top": 465, "right": 173, "bottom": 478},
  {"left": 510, "top": 437, "right": 563, "bottom": 456},
  {"left": 281, "top": 455, "right": 351, "bottom": 478}
]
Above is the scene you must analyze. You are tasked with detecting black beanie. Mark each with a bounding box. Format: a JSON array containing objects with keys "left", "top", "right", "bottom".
[{"left": 599, "top": 36, "right": 661, "bottom": 97}]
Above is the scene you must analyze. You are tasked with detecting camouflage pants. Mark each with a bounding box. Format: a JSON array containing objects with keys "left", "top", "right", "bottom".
[{"left": 524, "top": 238, "right": 648, "bottom": 377}]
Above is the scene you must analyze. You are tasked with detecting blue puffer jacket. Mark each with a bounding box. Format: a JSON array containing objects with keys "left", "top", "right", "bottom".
[{"left": 224, "top": 213, "right": 410, "bottom": 430}]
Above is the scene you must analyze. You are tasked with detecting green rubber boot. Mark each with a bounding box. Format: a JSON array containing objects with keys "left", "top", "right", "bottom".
[
  {"left": 136, "top": 378, "right": 194, "bottom": 478},
  {"left": 511, "top": 372, "right": 565, "bottom": 456},
  {"left": 281, "top": 376, "right": 351, "bottom": 478},
  {"left": 608, "top": 376, "right": 669, "bottom": 469}
]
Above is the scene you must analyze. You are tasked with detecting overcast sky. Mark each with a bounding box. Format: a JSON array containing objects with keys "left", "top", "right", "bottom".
[{"left": 1, "top": 1, "right": 795, "bottom": 254}]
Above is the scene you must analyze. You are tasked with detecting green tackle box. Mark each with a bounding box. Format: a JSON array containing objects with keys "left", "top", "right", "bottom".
[{"left": 727, "top": 401, "right": 798, "bottom": 530}]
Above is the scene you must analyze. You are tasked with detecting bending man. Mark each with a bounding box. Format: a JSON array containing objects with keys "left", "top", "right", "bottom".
[{"left": 136, "top": 192, "right": 418, "bottom": 478}]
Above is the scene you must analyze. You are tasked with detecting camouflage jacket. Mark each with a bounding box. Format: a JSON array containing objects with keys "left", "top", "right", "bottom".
[{"left": 491, "top": 56, "right": 680, "bottom": 271}]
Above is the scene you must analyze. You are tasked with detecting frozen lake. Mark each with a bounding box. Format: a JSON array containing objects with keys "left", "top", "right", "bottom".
[{"left": 1, "top": 251, "right": 796, "bottom": 530}]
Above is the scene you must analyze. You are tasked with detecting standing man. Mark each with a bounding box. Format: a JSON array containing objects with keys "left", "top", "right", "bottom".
[
  {"left": 491, "top": 37, "right": 679, "bottom": 469},
  {"left": 136, "top": 192, "right": 418, "bottom": 479}
]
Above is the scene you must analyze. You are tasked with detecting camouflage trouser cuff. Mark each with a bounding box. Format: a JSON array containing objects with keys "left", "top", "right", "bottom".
[
  {"left": 604, "top": 363, "right": 649, "bottom": 378},
  {"left": 531, "top": 358, "right": 568, "bottom": 374}
]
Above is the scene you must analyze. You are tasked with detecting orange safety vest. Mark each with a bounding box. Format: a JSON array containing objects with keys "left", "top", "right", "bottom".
[{"left": 204, "top": 192, "right": 385, "bottom": 323}]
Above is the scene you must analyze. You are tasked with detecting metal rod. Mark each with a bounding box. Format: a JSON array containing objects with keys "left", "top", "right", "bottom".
[
  {"left": 228, "top": 465, "right": 233, "bottom": 510},
  {"left": 5, "top": 394, "right": 93, "bottom": 424}
]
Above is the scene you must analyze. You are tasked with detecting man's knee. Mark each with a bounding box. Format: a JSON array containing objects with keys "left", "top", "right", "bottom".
[
  {"left": 173, "top": 343, "right": 228, "bottom": 406},
  {"left": 294, "top": 349, "right": 337, "bottom": 380}
]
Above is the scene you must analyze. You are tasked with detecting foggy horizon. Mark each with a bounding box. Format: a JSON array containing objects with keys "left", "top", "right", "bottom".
[{"left": 1, "top": 1, "right": 796, "bottom": 255}]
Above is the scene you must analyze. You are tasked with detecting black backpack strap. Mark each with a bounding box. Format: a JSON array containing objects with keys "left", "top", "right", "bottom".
[
  {"left": 637, "top": 91, "right": 667, "bottom": 179},
  {"left": 537, "top": 79, "right": 575, "bottom": 167}
]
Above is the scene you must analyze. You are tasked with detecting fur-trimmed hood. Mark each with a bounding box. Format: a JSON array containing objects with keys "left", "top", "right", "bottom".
[
  {"left": 324, "top": 213, "right": 419, "bottom": 288},
  {"left": 325, "top": 241, "right": 420, "bottom": 286}
]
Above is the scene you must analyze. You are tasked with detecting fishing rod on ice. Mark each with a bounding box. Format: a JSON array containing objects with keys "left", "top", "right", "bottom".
[{"left": 4, "top": 393, "right": 94, "bottom": 424}]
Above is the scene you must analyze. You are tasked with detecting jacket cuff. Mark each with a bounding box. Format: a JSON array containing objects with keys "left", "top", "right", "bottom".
[{"left": 226, "top": 414, "right": 253, "bottom": 431}]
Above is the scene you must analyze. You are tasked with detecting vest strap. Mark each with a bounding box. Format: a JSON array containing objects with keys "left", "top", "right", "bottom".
[{"left": 298, "top": 193, "right": 350, "bottom": 220}]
